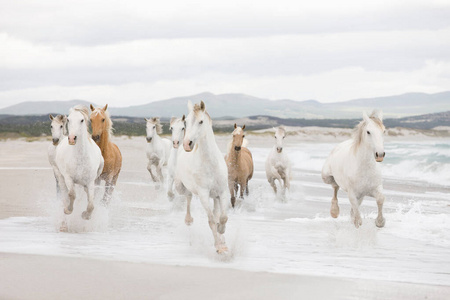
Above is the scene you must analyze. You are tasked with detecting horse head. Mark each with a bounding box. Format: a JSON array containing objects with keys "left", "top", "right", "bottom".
[
  {"left": 183, "top": 100, "right": 211, "bottom": 152},
  {"left": 232, "top": 124, "right": 246, "bottom": 151},
  {"left": 170, "top": 115, "right": 185, "bottom": 149},
  {"left": 90, "top": 104, "right": 110, "bottom": 143},
  {"left": 145, "top": 117, "right": 162, "bottom": 143},
  {"left": 67, "top": 105, "right": 90, "bottom": 146},
  {"left": 274, "top": 126, "right": 286, "bottom": 153},
  {"left": 358, "top": 110, "right": 386, "bottom": 162},
  {"left": 49, "top": 114, "right": 67, "bottom": 145}
]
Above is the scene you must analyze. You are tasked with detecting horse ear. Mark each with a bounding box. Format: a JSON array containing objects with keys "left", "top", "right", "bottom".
[
  {"left": 144, "top": 118, "right": 148, "bottom": 122},
  {"left": 242, "top": 124, "right": 246, "bottom": 130},
  {"left": 49, "top": 114, "right": 54, "bottom": 121},
  {"left": 187, "top": 101, "right": 193, "bottom": 112},
  {"left": 62, "top": 115, "right": 67, "bottom": 123},
  {"left": 103, "top": 104, "right": 108, "bottom": 111},
  {"left": 200, "top": 101, "right": 205, "bottom": 111},
  {"left": 234, "top": 123, "right": 237, "bottom": 129},
  {"left": 182, "top": 114, "right": 185, "bottom": 121},
  {"left": 362, "top": 111, "right": 370, "bottom": 123},
  {"left": 370, "top": 110, "right": 383, "bottom": 122},
  {"left": 90, "top": 104, "right": 95, "bottom": 111},
  {"left": 170, "top": 117, "right": 176, "bottom": 125}
]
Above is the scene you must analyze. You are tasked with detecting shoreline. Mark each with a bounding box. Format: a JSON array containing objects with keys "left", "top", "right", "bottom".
[{"left": 1, "top": 252, "right": 448, "bottom": 300}]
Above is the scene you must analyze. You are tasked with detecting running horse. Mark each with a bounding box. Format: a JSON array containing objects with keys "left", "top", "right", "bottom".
[{"left": 90, "top": 104, "right": 122, "bottom": 204}]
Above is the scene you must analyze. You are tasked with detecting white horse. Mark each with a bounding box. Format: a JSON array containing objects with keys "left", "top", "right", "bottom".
[
  {"left": 265, "top": 126, "right": 292, "bottom": 197},
  {"left": 48, "top": 114, "right": 67, "bottom": 199},
  {"left": 167, "top": 115, "right": 185, "bottom": 200},
  {"left": 55, "top": 105, "right": 104, "bottom": 220},
  {"left": 176, "top": 101, "right": 229, "bottom": 253},
  {"left": 145, "top": 117, "right": 171, "bottom": 189},
  {"left": 322, "top": 110, "right": 386, "bottom": 228}
]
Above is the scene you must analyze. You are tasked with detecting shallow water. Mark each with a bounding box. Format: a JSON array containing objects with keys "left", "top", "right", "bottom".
[{"left": 0, "top": 138, "right": 449, "bottom": 286}]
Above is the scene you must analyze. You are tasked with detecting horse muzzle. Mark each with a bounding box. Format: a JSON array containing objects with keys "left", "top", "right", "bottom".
[
  {"left": 52, "top": 138, "right": 59, "bottom": 146},
  {"left": 183, "top": 140, "right": 194, "bottom": 152},
  {"left": 92, "top": 134, "right": 100, "bottom": 142},
  {"left": 173, "top": 140, "right": 180, "bottom": 149},
  {"left": 234, "top": 146, "right": 241, "bottom": 151},
  {"left": 277, "top": 147, "right": 283, "bottom": 153},
  {"left": 375, "top": 152, "right": 385, "bottom": 162},
  {"left": 68, "top": 135, "right": 77, "bottom": 145},
  {"left": 146, "top": 137, "right": 152, "bottom": 143}
]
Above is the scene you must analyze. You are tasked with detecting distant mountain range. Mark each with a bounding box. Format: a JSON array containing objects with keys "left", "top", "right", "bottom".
[{"left": 0, "top": 91, "right": 449, "bottom": 119}]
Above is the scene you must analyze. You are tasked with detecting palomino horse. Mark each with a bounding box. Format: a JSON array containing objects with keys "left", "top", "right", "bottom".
[
  {"left": 265, "top": 126, "right": 291, "bottom": 198},
  {"left": 145, "top": 117, "right": 171, "bottom": 189},
  {"left": 90, "top": 104, "right": 122, "bottom": 204},
  {"left": 167, "top": 115, "right": 185, "bottom": 200},
  {"left": 322, "top": 110, "right": 386, "bottom": 228},
  {"left": 48, "top": 114, "right": 67, "bottom": 199},
  {"left": 225, "top": 124, "right": 254, "bottom": 207},
  {"left": 176, "top": 101, "right": 229, "bottom": 253},
  {"left": 55, "top": 105, "right": 104, "bottom": 220}
]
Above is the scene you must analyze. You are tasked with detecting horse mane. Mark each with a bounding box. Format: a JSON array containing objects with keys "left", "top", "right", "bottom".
[
  {"left": 70, "top": 105, "right": 90, "bottom": 124},
  {"left": 353, "top": 112, "right": 385, "bottom": 151},
  {"left": 54, "top": 114, "right": 68, "bottom": 135},
  {"left": 276, "top": 126, "right": 286, "bottom": 137},
  {"left": 92, "top": 107, "right": 114, "bottom": 138},
  {"left": 148, "top": 117, "right": 163, "bottom": 134},
  {"left": 193, "top": 102, "right": 212, "bottom": 124}
]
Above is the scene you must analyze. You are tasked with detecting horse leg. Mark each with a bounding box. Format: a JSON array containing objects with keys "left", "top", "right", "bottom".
[
  {"left": 229, "top": 179, "right": 236, "bottom": 207},
  {"left": 373, "top": 186, "right": 386, "bottom": 228},
  {"left": 156, "top": 164, "right": 164, "bottom": 189},
  {"left": 167, "top": 174, "right": 175, "bottom": 201},
  {"left": 348, "top": 191, "right": 362, "bottom": 228},
  {"left": 147, "top": 162, "right": 157, "bottom": 182},
  {"left": 82, "top": 183, "right": 95, "bottom": 220},
  {"left": 102, "top": 176, "right": 115, "bottom": 205},
  {"left": 217, "top": 190, "right": 229, "bottom": 236},
  {"left": 198, "top": 191, "right": 227, "bottom": 253},
  {"left": 239, "top": 180, "right": 245, "bottom": 199},
  {"left": 245, "top": 179, "right": 249, "bottom": 196},
  {"left": 63, "top": 178, "right": 75, "bottom": 215},
  {"left": 268, "top": 177, "right": 277, "bottom": 194},
  {"left": 185, "top": 192, "right": 193, "bottom": 225},
  {"left": 331, "top": 182, "right": 340, "bottom": 218}
]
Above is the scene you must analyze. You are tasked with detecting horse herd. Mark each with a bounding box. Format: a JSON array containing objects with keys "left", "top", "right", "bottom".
[{"left": 48, "top": 100, "right": 386, "bottom": 253}]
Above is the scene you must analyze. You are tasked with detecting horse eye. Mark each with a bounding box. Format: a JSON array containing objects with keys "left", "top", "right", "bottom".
[
  {"left": 153, "top": 126, "right": 156, "bottom": 128},
  {"left": 102, "top": 119, "right": 105, "bottom": 122},
  {"left": 170, "top": 127, "right": 173, "bottom": 131},
  {"left": 199, "top": 120, "right": 203, "bottom": 125},
  {"left": 367, "top": 131, "right": 370, "bottom": 135},
  {"left": 283, "top": 136, "right": 285, "bottom": 139},
  {"left": 81, "top": 119, "right": 84, "bottom": 123},
  {"left": 243, "top": 135, "right": 245, "bottom": 138},
  {"left": 182, "top": 128, "right": 185, "bottom": 130},
  {"left": 51, "top": 126, "right": 53, "bottom": 129},
  {"left": 60, "top": 125, "right": 63, "bottom": 129}
]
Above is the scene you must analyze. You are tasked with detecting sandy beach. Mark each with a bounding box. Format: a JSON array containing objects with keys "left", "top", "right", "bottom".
[{"left": 1, "top": 130, "right": 449, "bottom": 299}]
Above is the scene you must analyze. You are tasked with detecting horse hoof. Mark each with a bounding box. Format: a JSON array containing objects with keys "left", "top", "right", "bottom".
[
  {"left": 354, "top": 217, "right": 362, "bottom": 228},
  {"left": 185, "top": 217, "right": 194, "bottom": 226},
  {"left": 376, "top": 217, "right": 385, "bottom": 228},
  {"left": 81, "top": 211, "right": 91, "bottom": 220},
  {"left": 64, "top": 207, "right": 73, "bottom": 215},
  {"left": 330, "top": 205, "right": 340, "bottom": 218},
  {"left": 167, "top": 191, "right": 175, "bottom": 201},
  {"left": 59, "top": 221, "right": 68, "bottom": 232},
  {"left": 216, "top": 246, "right": 229, "bottom": 254}
]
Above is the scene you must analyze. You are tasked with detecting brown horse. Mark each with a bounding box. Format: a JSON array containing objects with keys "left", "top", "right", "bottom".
[
  {"left": 90, "top": 104, "right": 122, "bottom": 203},
  {"left": 225, "top": 124, "right": 254, "bottom": 207}
]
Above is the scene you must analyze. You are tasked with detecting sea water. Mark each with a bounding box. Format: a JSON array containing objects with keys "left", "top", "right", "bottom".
[{"left": 0, "top": 139, "right": 449, "bottom": 285}]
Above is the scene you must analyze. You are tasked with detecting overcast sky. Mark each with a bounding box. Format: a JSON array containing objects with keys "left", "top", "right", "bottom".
[{"left": 1, "top": 0, "right": 449, "bottom": 108}]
